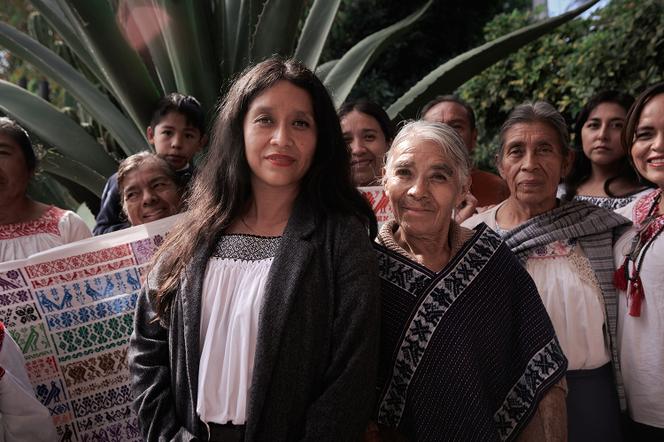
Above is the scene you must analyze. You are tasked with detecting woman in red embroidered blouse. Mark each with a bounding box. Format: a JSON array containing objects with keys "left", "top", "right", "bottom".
[
  {"left": 613, "top": 82, "right": 664, "bottom": 441},
  {"left": 0, "top": 118, "right": 91, "bottom": 263}
]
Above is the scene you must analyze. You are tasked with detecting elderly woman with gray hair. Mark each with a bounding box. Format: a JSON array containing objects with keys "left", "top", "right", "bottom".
[
  {"left": 464, "top": 102, "right": 631, "bottom": 441},
  {"left": 372, "top": 120, "right": 567, "bottom": 442}
]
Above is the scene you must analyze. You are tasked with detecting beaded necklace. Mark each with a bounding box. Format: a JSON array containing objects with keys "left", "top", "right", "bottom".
[{"left": 614, "top": 189, "right": 664, "bottom": 316}]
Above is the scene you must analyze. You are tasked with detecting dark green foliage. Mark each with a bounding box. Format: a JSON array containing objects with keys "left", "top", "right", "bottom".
[
  {"left": 460, "top": 0, "right": 664, "bottom": 171},
  {"left": 324, "top": 0, "right": 529, "bottom": 107}
]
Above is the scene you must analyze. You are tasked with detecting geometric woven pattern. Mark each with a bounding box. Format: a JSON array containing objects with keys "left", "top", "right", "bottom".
[{"left": 0, "top": 217, "right": 175, "bottom": 441}]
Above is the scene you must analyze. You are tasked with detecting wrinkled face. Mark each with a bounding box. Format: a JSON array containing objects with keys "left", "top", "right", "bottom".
[
  {"left": 122, "top": 163, "right": 181, "bottom": 226},
  {"left": 148, "top": 111, "right": 204, "bottom": 170},
  {"left": 499, "top": 122, "right": 570, "bottom": 209},
  {"left": 385, "top": 138, "right": 466, "bottom": 238},
  {"left": 243, "top": 81, "right": 317, "bottom": 193},
  {"left": 631, "top": 93, "right": 664, "bottom": 188},
  {"left": 581, "top": 102, "right": 627, "bottom": 166},
  {"left": 341, "top": 110, "right": 389, "bottom": 186},
  {"left": 0, "top": 133, "right": 31, "bottom": 207},
  {"left": 423, "top": 101, "right": 477, "bottom": 152}
]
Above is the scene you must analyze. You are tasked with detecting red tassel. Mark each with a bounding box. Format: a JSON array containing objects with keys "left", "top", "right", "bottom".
[
  {"left": 614, "top": 259, "right": 629, "bottom": 291},
  {"left": 628, "top": 276, "right": 645, "bottom": 317}
]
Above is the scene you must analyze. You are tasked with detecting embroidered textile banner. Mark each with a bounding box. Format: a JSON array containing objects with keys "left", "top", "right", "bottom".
[
  {"left": 358, "top": 186, "right": 393, "bottom": 227},
  {"left": 0, "top": 215, "right": 179, "bottom": 442}
]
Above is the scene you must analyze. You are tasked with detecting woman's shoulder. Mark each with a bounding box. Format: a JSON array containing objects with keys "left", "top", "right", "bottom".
[
  {"left": 462, "top": 204, "right": 500, "bottom": 229},
  {"left": 615, "top": 188, "right": 660, "bottom": 222}
]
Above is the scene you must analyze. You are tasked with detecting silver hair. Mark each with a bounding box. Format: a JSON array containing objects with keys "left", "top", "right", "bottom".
[
  {"left": 384, "top": 120, "right": 471, "bottom": 188},
  {"left": 498, "top": 101, "right": 570, "bottom": 158}
]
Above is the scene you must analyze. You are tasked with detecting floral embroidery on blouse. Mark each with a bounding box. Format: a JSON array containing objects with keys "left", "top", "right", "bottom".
[
  {"left": 0, "top": 206, "right": 64, "bottom": 240},
  {"left": 530, "top": 238, "right": 577, "bottom": 259}
]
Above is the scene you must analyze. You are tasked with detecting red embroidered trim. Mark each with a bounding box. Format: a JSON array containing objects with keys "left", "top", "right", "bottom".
[
  {"left": 0, "top": 321, "right": 5, "bottom": 380},
  {"left": 0, "top": 206, "right": 65, "bottom": 240}
]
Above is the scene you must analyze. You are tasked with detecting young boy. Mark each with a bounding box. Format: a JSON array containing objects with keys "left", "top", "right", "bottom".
[{"left": 93, "top": 93, "right": 206, "bottom": 235}]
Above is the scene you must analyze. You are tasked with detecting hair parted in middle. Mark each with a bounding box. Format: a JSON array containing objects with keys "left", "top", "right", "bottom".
[
  {"left": 498, "top": 101, "right": 570, "bottom": 159},
  {"left": 148, "top": 56, "right": 376, "bottom": 320},
  {"left": 385, "top": 120, "right": 472, "bottom": 189},
  {"left": 117, "top": 151, "right": 180, "bottom": 212},
  {"left": 563, "top": 90, "right": 638, "bottom": 200},
  {"left": 338, "top": 98, "right": 396, "bottom": 142}
]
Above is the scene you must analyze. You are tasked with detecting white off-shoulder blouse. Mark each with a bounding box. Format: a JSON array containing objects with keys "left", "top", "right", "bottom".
[
  {"left": 196, "top": 234, "right": 281, "bottom": 425},
  {"left": 464, "top": 204, "right": 611, "bottom": 370}
]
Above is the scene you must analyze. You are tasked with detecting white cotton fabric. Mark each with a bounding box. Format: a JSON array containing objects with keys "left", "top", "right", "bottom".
[
  {"left": 463, "top": 204, "right": 611, "bottom": 370},
  {"left": 524, "top": 248, "right": 611, "bottom": 370},
  {"left": 0, "top": 207, "right": 91, "bottom": 263},
  {"left": 196, "top": 257, "right": 274, "bottom": 425},
  {"left": 0, "top": 328, "right": 57, "bottom": 442},
  {"left": 614, "top": 197, "right": 664, "bottom": 427}
]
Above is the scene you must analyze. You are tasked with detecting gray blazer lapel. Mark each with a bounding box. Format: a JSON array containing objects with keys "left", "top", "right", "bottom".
[
  {"left": 179, "top": 245, "right": 210, "bottom": 428},
  {"left": 245, "top": 199, "right": 316, "bottom": 438}
]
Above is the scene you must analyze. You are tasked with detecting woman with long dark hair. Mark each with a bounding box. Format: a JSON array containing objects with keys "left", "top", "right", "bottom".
[
  {"left": 562, "top": 90, "right": 650, "bottom": 210},
  {"left": 339, "top": 99, "right": 395, "bottom": 187},
  {"left": 613, "top": 82, "right": 664, "bottom": 441},
  {"left": 129, "top": 57, "right": 380, "bottom": 442}
]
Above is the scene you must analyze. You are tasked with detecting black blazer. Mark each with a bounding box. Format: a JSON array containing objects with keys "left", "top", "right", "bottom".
[{"left": 129, "top": 197, "right": 381, "bottom": 441}]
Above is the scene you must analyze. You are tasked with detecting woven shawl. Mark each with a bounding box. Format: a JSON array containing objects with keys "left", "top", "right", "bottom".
[
  {"left": 375, "top": 224, "right": 567, "bottom": 442},
  {"left": 499, "top": 200, "right": 631, "bottom": 409}
]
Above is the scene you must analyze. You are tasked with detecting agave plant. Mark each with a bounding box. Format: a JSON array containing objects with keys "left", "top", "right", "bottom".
[{"left": 0, "top": 0, "right": 598, "bottom": 209}]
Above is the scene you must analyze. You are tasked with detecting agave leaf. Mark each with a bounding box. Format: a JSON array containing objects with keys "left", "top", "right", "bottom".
[
  {"left": 153, "top": 0, "right": 219, "bottom": 113},
  {"left": 39, "top": 150, "right": 107, "bottom": 197},
  {"left": 294, "top": 0, "right": 341, "bottom": 70},
  {"left": 251, "top": 0, "right": 307, "bottom": 62},
  {"left": 315, "top": 59, "right": 338, "bottom": 83},
  {"left": 225, "top": 0, "right": 263, "bottom": 75},
  {"left": 387, "top": 0, "right": 599, "bottom": 119},
  {"left": 0, "top": 22, "right": 148, "bottom": 156},
  {"left": 29, "top": 0, "right": 111, "bottom": 91},
  {"left": 28, "top": 173, "right": 81, "bottom": 211},
  {"left": 123, "top": 0, "right": 177, "bottom": 94},
  {"left": 58, "top": 0, "right": 161, "bottom": 131},
  {"left": 324, "top": 0, "right": 432, "bottom": 107},
  {"left": 0, "top": 80, "right": 118, "bottom": 178}
]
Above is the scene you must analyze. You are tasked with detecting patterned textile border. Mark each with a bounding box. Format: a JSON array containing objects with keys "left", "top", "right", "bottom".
[
  {"left": 0, "top": 215, "right": 179, "bottom": 442},
  {"left": 376, "top": 227, "right": 502, "bottom": 427},
  {"left": 494, "top": 338, "right": 567, "bottom": 440}
]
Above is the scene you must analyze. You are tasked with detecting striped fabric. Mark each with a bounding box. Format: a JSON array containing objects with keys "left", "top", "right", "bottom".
[{"left": 500, "top": 200, "right": 631, "bottom": 409}]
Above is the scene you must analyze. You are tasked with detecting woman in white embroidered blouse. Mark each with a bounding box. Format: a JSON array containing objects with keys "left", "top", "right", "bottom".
[
  {"left": 613, "top": 82, "right": 664, "bottom": 441},
  {"left": 0, "top": 118, "right": 91, "bottom": 263},
  {"left": 129, "top": 58, "right": 380, "bottom": 442},
  {"left": 463, "top": 101, "right": 630, "bottom": 442}
]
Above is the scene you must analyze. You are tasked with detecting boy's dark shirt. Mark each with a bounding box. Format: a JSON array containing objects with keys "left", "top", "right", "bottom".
[{"left": 92, "top": 164, "right": 194, "bottom": 236}]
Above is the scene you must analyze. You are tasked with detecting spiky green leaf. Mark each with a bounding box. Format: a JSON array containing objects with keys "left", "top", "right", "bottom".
[
  {"left": 323, "top": 0, "right": 432, "bottom": 107},
  {"left": 315, "top": 59, "right": 338, "bottom": 83},
  {"left": 0, "top": 80, "right": 118, "bottom": 178},
  {"left": 29, "top": 0, "right": 111, "bottom": 90},
  {"left": 59, "top": 0, "right": 161, "bottom": 131},
  {"left": 0, "top": 21, "right": 148, "bottom": 156},
  {"left": 294, "top": 0, "right": 341, "bottom": 70},
  {"left": 387, "top": 0, "right": 600, "bottom": 119},
  {"left": 153, "top": 0, "right": 219, "bottom": 113},
  {"left": 27, "top": 173, "right": 80, "bottom": 211},
  {"left": 251, "top": 0, "right": 307, "bottom": 62},
  {"left": 39, "top": 150, "right": 107, "bottom": 197}
]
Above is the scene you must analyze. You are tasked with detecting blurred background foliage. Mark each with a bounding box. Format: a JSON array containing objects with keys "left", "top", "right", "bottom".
[
  {"left": 0, "top": 0, "right": 603, "bottom": 211},
  {"left": 460, "top": 0, "right": 664, "bottom": 171}
]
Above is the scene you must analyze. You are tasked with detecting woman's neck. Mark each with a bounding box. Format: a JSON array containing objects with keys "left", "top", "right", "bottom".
[
  {"left": 394, "top": 224, "right": 451, "bottom": 272},
  {"left": 497, "top": 197, "right": 557, "bottom": 229},
  {"left": 0, "top": 197, "right": 40, "bottom": 225},
  {"left": 236, "top": 182, "right": 299, "bottom": 236}
]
